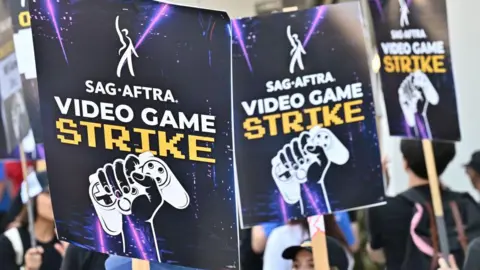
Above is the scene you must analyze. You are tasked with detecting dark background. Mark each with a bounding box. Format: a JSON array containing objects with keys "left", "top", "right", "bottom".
[
  {"left": 233, "top": 3, "right": 385, "bottom": 227},
  {"left": 30, "top": 1, "right": 237, "bottom": 269},
  {"left": 369, "top": 0, "right": 461, "bottom": 141}
]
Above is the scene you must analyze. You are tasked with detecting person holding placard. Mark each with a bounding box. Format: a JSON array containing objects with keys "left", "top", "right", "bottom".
[
  {"left": 437, "top": 151, "right": 480, "bottom": 269},
  {"left": 465, "top": 151, "right": 480, "bottom": 191},
  {"left": 263, "top": 216, "right": 352, "bottom": 270},
  {"left": 367, "top": 140, "right": 480, "bottom": 269},
  {"left": 282, "top": 238, "right": 353, "bottom": 270},
  {"left": 263, "top": 220, "right": 310, "bottom": 270},
  {"left": 0, "top": 172, "right": 67, "bottom": 270}
]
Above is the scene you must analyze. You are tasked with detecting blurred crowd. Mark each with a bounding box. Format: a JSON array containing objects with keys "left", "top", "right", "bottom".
[{"left": 0, "top": 141, "right": 480, "bottom": 269}]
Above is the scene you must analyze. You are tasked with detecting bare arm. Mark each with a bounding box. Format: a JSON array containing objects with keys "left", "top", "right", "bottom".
[
  {"left": 286, "top": 26, "right": 296, "bottom": 48},
  {"left": 367, "top": 242, "right": 386, "bottom": 264},
  {"left": 251, "top": 226, "right": 267, "bottom": 254},
  {"left": 115, "top": 16, "right": 126, "bottom": 54}
]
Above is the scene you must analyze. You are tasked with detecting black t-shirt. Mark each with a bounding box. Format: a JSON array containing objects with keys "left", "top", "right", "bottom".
[
  {"left": 367, "top": 185, "right": 463, "bottom": 270},
  {"left": 60, "top": 244, "right": 108, "bottom": 270},
  {"left": 0, "top": 226, "right": 62, "bottom": 270},
  {"left": 463, "top": 237, "right": 480, "bottom": 270},
  {"left": 0, "top": 194, "right": 22, "bottom": 232},
  {"left": 239, "top": 228, "right": 263, "bottom": 270},
  {"left": 327, "top": 237, "right": 353, "bottom": 270}
]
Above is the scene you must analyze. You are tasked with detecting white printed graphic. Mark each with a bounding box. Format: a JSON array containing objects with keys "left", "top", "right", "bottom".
[
  {"left": 399, "top": 0, "right": 410, "bottom": 27},
  {"left": 89, "top": 152, "right": 189, "bottom": 261},
  {"left": 271, "top": 127, "right": 349, "bottom": 214},
  {"left": 11, "top": 92, "right": 27, "bottom": 141},
  {"left": 287, "top": 25, "right": 306, "bottom": 74},
  {"left": 398, "top": 70, "right": 439, "bottom": 138},
  {"left": 115, "top": 15, "right": 138, "bottom": 78}
]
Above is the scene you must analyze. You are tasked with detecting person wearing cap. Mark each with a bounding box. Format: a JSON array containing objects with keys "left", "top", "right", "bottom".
[
  {"left": 456, "top": 150, "right": 480, "bottom": 270},
  {"left": 0, "top": 171, "right": 68, "bottom": 270},
  {"left": 282, "top": 240, "right": 314, "bottom": 270},
  {"left": 264, "top": 216, "right": 353, "bottom": 270},
  {"left": 282, "top": 238, "right": 353, "bottom": 270},
  {"left": 465, "top": 151, "right": 480, "bottom": 191}
]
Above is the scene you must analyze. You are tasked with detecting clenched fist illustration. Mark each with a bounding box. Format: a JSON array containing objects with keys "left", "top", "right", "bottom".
[
  {"left": 271, "top": 126, "right": 350, "bottom": 213},
  {"left": 399, "top": 70, "right": 439, "bottom": 130},
  {"left": 89, "top": 152, "right": 189, "bottom": 259}
]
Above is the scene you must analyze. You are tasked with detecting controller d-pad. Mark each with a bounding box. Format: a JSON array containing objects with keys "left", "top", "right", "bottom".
[
  {"left": 275, "top": 164, "right": 291, "bottom": 182},
  {"left": 95, "top": 194, "right": 114, "bottom": 206},
  {"left": 278, "top": 171, "right": 291, "bottom": 181},
  {"left": 93, "top": 183, "right": 115, "bottom": 207}
]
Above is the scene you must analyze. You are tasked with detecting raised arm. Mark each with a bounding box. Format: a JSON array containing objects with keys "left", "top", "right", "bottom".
[
  {"left": 286, "top": 26, "right": 296, "bottom": 48},
  {"left": 115, "top": 16, "right": 126, "bottom": 55}
]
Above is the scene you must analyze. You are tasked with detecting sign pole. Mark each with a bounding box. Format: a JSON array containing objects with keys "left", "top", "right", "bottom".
[
  {"left": 422, "top": 139, "right": 450, "bottom": 263},
  {"left": 132, "top": 259, "right": 150, "bottom": 270},
  {"left": 308, "top": 215, "right": 329, "bottom": 269},
  {"left": 19, "top": 144, "right": 36, "bottom": 248}
]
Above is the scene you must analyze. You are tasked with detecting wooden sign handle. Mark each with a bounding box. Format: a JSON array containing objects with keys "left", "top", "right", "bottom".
[
  {"left": 422, "top": 139, "right": 450, "bottom": 263},
  {"left": 308, "top": 215, "right": 329, "bottom": 269},
  {"left": 132, "top": 258, "right": 150, "bottom": 270}
]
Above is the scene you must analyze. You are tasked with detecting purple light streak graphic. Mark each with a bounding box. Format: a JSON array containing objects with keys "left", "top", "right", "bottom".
[
  {"left": 302, "top": 185, "right": 321, "bottom": 215},
  {"left": 46, "top": 0, "right": 68, "bottom": 63},
  {"left": 135, "top": 4, "right": 169, "bottom": 49},
  {"left": 403, "top": 120, "right": 413, "bottom": 137},
  {"left": 126, "top": 216, "right": 148, "bottom": 260},
  {"left": 303, "top": 6, "right": 327, "bottom": 47},
  {"left": 415, "top": 115, "right": 428, "bottom": 138},
  {"left": 231, "top": 20, "right": 253, "bottom": 72},
  {"left": 279, "top": 195, "right": 288, "bottom": 224},
  {"left": 96, "top": 221, "right": 106, "bottom": 253},
  {"left": 373, "top": 0, "right": 384, "bottom": 19}
]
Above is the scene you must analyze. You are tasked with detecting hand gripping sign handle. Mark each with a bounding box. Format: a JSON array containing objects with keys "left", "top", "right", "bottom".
[
  {"left": 308, "top": 215, "right": 330, "bottom": 270},
  {"left": 422, "top": 139, "right": 450, "bottom": 266}
]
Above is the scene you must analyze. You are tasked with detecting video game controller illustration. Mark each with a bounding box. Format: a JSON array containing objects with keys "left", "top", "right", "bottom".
[
  {"left": 89, "top": 152, "right": 190, "bottom": 261},
  {"left": 135, "top": 152, "right": 190, "bottom": 211},
  {"left": 271, "top": 127, "right": 350, "bottom": 214},
  {"left": 398, "top": 70, "right": 439, "bottom": 138}
]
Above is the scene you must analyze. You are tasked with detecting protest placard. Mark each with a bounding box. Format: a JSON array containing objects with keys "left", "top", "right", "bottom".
[
  {"left": 233, "top": 2, "right": 385, "bottom": 227},
  {"left": 368, "top": 0, "right": 460, "bottom": 141},
  {"left": 8, "top": 0, "right": 43, "bottom": 143},
  {"left": 30, "top": 1, "right": 238, "bottom": 268},
  {"left": 8, "top": 0, "right": 42, "bottom": 143},
  {"left": 0, "top": 7, "right": 30, "bottom": 155}
]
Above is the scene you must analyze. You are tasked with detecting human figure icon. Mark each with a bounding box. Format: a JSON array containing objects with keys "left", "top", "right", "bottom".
[
  {"left": 287, "top": 25, "right": 306, "bottom": 74},
  {"left": 399, "top": 0, "right": 410, "bottom": 27},
  {"left": 115, "top": 16, "right": 138, "bottom": 77}
]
